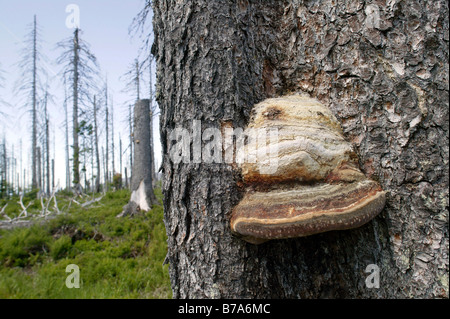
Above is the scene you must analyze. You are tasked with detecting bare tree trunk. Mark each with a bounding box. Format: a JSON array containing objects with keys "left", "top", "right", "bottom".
[
  {"left": 105, "top": 104, "right": 109, "bottom": 189},
  {"left": 119, "top": 99, "right": 157, "bottom": 217},
  {"left": 44, "top": 91, "right": 50, "bottom": 195},
  {"left": 90, "top": 133, "right": 95, "bottom": 192},
  {"left": 101, "top": 146, "right": 105, "bottom": 189},
  {"left": 1, "top": 140, "right": 6, "bottom": 197},
  {"left": 129, "top": 104, "right": 133, "bottom": 180},
  {"left": 64, "top": 84, "right": 71, "bottom": 191},
  {"left": 119, "top": 134, "right": 123, "bottom": 188},
  {"left": 72, "top": 28, "right": 81, "bottom": 193},
  {"left": 10, "top": 146, "right": 14, "bottom": 195},
  {"left": 135, "top": 60, "right": 140, "bottom": 100},
  {"left": 36, "top": 146, "right": 41, "bottom": 192},
  {"left": 111, "top": 100, "right": 115, "bottom": 176},
  {"left": 93, "top": 95, "right": 101, "bottom": 193},
  {"left": 149, "top": 59, "right": 157, "bottom": 186},
  {"left": 41, "top": 144, "right": 45, "bottom": 194},
  {"left": 124, "top": 167, "right": 128, "bottom": 189},
  {"left": 105, "top": 81, "right": 109, "bottom": 189},
  {"left": 153, "top": 0, "right": 449, "bottom": 298},
  {"left": 51, "top": 159, "right": 54, "bottom": 190},
  {"left": 19, "top": 139, "right": 22, "bottom": 193},
  {"left": 31, "top": 15, "right": 37, "bottom": 190},
  {"left": 82, "top": 138, "right": 87, "bottom": 190},
  {"left": 11, "top": 146, "right": 14, "bottom": 195}
]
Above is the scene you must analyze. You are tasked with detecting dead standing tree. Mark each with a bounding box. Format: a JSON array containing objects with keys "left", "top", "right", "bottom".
[
  {"left": 118, "top": 99, "right": 157, "bottom": 217},
  {"left": 129, "top": 11, "right": 160, "bottom": 187},
  {"left": 153, "top": 0, "right": 449, "bottom": 298},
  {"left": 104, "top": 79, "right": 110, "bottom": 189},
  {"left": 57, "top": 28, "right": 99, "bottom": 194},
  {"left": 92, "top": 95, "right": 101, "bottom": 193},
  {"left": 62, "top": 76, "right": 71, "bottom": 191},
  {"left": 121, "top": 58, "right": 144, "bottom": 183},
  {"left": 41, "top": 87, "right": 52, "bottom": 196},
  {"left": 15, "top": 15, "right": 47, "bottom": 190}
]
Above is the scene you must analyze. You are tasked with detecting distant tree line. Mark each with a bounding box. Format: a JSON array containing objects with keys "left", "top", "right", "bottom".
[{"left": 0, "top": 13, "right": 159, "bottom": 199}]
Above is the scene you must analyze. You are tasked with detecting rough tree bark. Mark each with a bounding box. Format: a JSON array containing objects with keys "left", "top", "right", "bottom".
[
  {"left": 119, "top": 99, "right": 157, "bottom": 216},
  {"left": 153, "top": 0, "right": 449, "bottom": 298}
]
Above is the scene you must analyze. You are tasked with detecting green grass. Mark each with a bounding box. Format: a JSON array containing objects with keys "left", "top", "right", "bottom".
[{"left": 0, "top": 188, "right": 171, "bottom": 299}]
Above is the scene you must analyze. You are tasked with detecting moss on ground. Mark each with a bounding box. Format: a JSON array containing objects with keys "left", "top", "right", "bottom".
[{"left": 0, "top": 188, "right": 171, "bottom": 299}]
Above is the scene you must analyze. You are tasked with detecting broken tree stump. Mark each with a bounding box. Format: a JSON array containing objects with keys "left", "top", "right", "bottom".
[{"left": 118, "top": 99, "right": 157, "bottom": 217}]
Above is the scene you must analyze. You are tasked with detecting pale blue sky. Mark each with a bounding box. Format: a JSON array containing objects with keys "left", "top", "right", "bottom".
[{"left": 0, "top": 0, "right": 160, "bottom": 189}]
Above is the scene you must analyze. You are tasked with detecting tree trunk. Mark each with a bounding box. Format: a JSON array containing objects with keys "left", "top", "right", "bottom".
[
  {"left": 51, "top": 159, "right": 54, "bottom": 191},
  {"left": 10, "top": 146, "right": 14, "bottom": 195},
  {"left": 31, "top": 15, "right": 37, "bottom": 190},
  {"left": 101, "top": 146, "right": 105, "bottom": 189},
  {"left": 44, "top": 91, "right": 50, "bottom": 195},
  {"left": 105, "top": 81, "right": 110, "bottom": 189},
  {"left": 149, "top": 59, "right": 157, "bottom": 187},
  {"left": 72, "top": 28, "right": 81, "bottom": 193},
  {"left": 153, "top": 0, "right": 449, "bottom": 298},
  {"left": 82, "top": 138, "right": 87, "bottom": 190},
  {"left": 135, "top": 60, "right": 140, "bottom": 100},
  {"left": 1, "top": 141, "right": 6, "bottom": 197},
  {"left": 119, "top": 135, "right": 123, "bottom": 187},
  {"left": 93, "top": 95, "right": 101, "bottom": 193},
  {"left": 64, "top": 83, "right": 71, "bottom": 191},
  {"left": 119, "top": 99, "right": 157, "bottom": 217},
  {"left": 90, "top": 133, "right": 95, "bottom": 192},
  {"left": 105, "top": 104, "right": 109, "bottom": 188},
  {"left": 129, "top": 104, "right": 133, "bottom": 180},
  {"left": 19, "top": 139, "right": 22, "bottom": 193},
  {"left": 111, "top": 100, "right": 115, "bottom": 176},
  {"left": 41, "top": 144, "right": 45, "bottom": 194},
  {"left": 36, "top": 146, "right": 41, "bottom": 191}
]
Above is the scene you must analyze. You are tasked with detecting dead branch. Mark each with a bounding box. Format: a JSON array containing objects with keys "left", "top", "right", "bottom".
[
  {"left": 44, "top": 193, "right": 53, "bottom": 216},
  {"left": 81, "top": 195, "right": 104, "bottom": 208},
  {"left": 17, "top": 195, "right": 32, "bottom": 219},
  {"left": 0, "top": 203, "right": 11, "bottom": 222},
  {"left": 53, "top": 193, "right": 61, "bottom": 214}
]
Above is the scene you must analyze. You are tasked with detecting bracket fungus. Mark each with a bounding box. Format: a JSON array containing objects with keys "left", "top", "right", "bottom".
[{"left": 230, "top": 95, "right": 386, "bottom": 244}]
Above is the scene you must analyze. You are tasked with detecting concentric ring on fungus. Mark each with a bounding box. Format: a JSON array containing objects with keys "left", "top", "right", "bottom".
[{"left": 230, "top": 95, "right": 386, "bottom": 244}]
